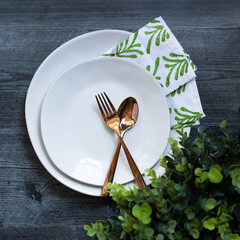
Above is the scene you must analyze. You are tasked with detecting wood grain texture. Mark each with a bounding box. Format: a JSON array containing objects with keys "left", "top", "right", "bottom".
[{"left": 0, "top": 0, "right": 239, "bottom": 239}]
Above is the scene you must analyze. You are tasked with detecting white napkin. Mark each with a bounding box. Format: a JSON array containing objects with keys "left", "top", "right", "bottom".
[{"left": 103, "top": 16, "right": 205, "bottom": 128}]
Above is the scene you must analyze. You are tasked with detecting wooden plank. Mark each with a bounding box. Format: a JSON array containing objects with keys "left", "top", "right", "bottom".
[
  {"left": 0, "top": 226, "right": 90, "bottom": 240},
  {"left": 0, "top": 0, "right": 239, "bottom": 29},
  {"left": 0, "top": 27, "right": 239, "bottom": 73},
  {"left": 0, "top": 167, "right": 116, "bottom": 223},
  {"left": 0, "top": 167, "right": 115, "bottom": 238}
]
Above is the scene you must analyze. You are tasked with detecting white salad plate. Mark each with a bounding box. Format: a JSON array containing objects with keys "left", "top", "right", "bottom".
[
  {"left": 25, "top": 29, "right": 190, "bottom": 196},
  {"left": 40, "top": 57, "right": 170, "bottom": 186}
]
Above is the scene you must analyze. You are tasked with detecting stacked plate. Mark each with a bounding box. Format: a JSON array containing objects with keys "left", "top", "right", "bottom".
[{"left": 25, "top": 30, "right": 190, "bottom": 196}]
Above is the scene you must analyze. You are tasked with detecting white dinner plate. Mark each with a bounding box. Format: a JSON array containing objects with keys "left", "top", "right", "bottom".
[
  {"left": 25, "top": 29, "right": 190, "bottom": 196},
  {"left": 41, "top": 58, "right": 170, "bottom": 186}
]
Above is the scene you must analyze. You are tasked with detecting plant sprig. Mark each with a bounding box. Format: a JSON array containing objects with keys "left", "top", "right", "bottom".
[{"left": 84, "top": 121, "right": 240, "bottom": 240}]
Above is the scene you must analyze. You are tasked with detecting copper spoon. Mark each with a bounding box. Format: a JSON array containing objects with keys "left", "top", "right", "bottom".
[{"left": 101, "top": 97, "right": 139, "bottom": 196}]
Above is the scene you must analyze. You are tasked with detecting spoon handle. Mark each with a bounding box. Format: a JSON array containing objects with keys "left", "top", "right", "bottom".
[
  {"left": 101, "top": 140, "right": 121, "bottom": 196},
  {"left": 117, "top": 135, "right": 146, "bottom": 189}
]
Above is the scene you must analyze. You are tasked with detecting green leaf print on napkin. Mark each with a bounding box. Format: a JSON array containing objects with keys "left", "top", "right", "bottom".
[
  {"left": 171, "top": 84, "right": 186, "bottom": 97},
  {"left": 146, "top": 57, "right": 163, "bottom": 87},
  {"left": 171, "top": 107, "right": 203, "bottom": 129},
  {"left": 144, "top": 19, "right": 170, "bottom": 54},
  {"left": 103, "top": 31, "right": 144, "bottom": 58},
  {"left": 163, "top": 53, "right": 192, "bottom": 87}
]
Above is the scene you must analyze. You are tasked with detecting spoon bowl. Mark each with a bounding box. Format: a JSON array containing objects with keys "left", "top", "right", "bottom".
[{"left": 119, "top": 97, "right": 139, "bottom": 136}]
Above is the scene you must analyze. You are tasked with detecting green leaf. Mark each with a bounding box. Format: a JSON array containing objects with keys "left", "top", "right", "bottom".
[
  {"left": 190, "top": 229, "right": 200, "bottom": 239},
  {"left": 195, "top": 168, "right": 202, "bottom": 177},
  {"left": 220, "top": 120, "right": 227, "bottom": 129},
  {"left": 84, "top": 225, "right": 91, "bottom": 230},
  {"left": 184, "top": 207, "right": 196, "bottom": 220},
  {"left": 182, "top": 136, "right": 192, "bottom": 148},
  {"left": 174, "top": 197, "right": 187, "bottom": 211},
  {"left": 156, "top": 234, "right": 164, "bottom": 240},
  {"left": 195, "top": 171, "right": 209, "bottom": 188},
  {"left": 132, "top": 202, "right": 152, "bottom": 224},
  {"left": 118, "top": 216, "right": 124, "bottom": 221},
  {"left": 96, "top": 232, "right": 106, "bottom": 240},
  {"left": 168, "top": 220, "right": 177, "bottom": 233},
  {"left": 198, "top": 126, "right": 205, "bottom": 133},
  {"left": 151, "top": 189, "right": 159, "bottom": 196},
  {"left": 204, "top": 198, "right": 217, "bottom": 211},
  {"left": 220, "top": 120, "right": 230, "bottom": 137},
  {"left": 226, "top": 234, "right": 240, "bottom": 240},
  {"left": 144, "top": 227, "right": 155, "bottom": 238},
  {"left": 120, "top": 214, "right": 134, "bottom": 233},
  {"left": 87, "top": 229, "right": 97, "bottom": 237},
  {"left": 133, "top": 185, "right": 139, "bottom": 197},
  {"left": 231, "top": 168, "right": 240, "bottom": 192},
  {"left": 194, "top": 138, "right": 204, "bottom": 149},
  {"left": 208, "top": 165, "right": 223, "bottom": 183},
  {"left": 176, "top": 163, "right": 185, "bottom": 172}
]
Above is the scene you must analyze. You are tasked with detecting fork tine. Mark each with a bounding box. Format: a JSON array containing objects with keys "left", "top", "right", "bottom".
[
  {"left": 95, "top": 95, "right": 106, "bottom": 119},
  {"left": 101, "top": 93, "right": 112, "bottom": 114},
  {"left": 98, "top": 94, "right": 109, "bottom": 115},
  {"left": 104, "top": 92, "right": 116, "bottom": 113}
]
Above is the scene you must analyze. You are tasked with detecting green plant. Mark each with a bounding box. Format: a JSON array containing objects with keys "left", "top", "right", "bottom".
[{"left": 84, "top": 121, "right": 240, "bottom": 240}]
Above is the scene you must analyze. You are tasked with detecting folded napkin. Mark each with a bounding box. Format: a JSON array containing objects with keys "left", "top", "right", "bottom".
[{"left": 103, "top": 16, "right": 205, "bottom": 129}]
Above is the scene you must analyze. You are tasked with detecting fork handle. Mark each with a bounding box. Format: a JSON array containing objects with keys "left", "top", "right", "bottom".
[
  {"left": 117, "top": 135, "right": 146, "bottom": 189},
  {"left": 101, "top": 140, "right": 121, "bottom": 196}
]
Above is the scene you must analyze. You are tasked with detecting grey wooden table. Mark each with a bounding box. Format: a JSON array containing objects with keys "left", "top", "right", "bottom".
[{"left": 0, "top": 0, "right": 239, "bottom": 239}]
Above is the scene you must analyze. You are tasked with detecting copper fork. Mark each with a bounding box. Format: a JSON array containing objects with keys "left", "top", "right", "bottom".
[{"left": 95, "top": 92, "right": 146, "bottom": 190}]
